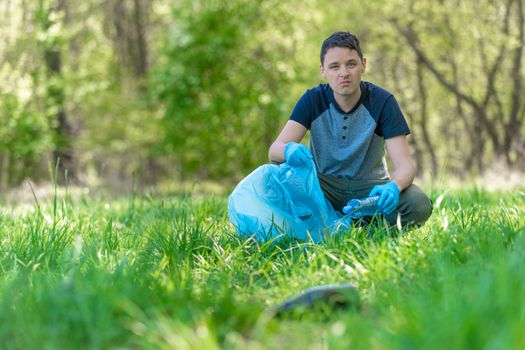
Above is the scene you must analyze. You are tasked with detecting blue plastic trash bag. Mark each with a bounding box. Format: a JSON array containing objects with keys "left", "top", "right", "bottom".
[{"left": 228, "top": 159, "right": 351, "bottom": 243}]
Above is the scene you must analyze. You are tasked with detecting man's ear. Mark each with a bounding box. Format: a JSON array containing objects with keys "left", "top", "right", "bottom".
[
  {"left": 361, "top": 57, "right": 367, "bottom": 73},
  {"left": 320, "top": 64, "right": 326, "bottom": 79}
]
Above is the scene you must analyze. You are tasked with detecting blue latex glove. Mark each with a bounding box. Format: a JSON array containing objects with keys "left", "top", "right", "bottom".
[
  {"left": 369, "top": 182, "right": 400, "bottom": 215},
  {"left": 284, "top": 142, "right": 312, "bottom": 167}
]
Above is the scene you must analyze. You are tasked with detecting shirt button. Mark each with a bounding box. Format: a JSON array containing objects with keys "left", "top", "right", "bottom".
[
  {"left": 342, "top": 136, "right": 346, "bottom": 139},
  {"left": 344, "top": 117, "right": 348, "bottom": 120},
  {"left": 343, "top": 126, "right": 347, "bottom": 129}
]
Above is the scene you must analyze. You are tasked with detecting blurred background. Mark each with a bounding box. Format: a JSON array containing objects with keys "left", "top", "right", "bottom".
[{"left": 1, "top": 0, "right": 523, "bottom": 193}]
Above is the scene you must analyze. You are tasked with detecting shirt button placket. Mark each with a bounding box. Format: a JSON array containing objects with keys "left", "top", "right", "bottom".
[{"left": 342, "top": 115, "right": 348, "bottom": 140}]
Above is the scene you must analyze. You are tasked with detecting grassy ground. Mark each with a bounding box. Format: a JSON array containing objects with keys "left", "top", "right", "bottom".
[{"left": 0, "top": 185, "right": 524, "bottom": 349}]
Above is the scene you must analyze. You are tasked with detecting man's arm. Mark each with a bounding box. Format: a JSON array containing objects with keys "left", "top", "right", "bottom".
[
  {"left": 268, "top": 120, "right": 308, "bottom": 163},
  {"left": 385, "top": 135, "right": 415, "bottom": 191}
]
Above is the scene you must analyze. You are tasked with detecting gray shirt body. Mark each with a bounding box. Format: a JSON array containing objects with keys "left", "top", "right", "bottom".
[{"left": 289, "top": 81, "right": 410, "bottom": 180}]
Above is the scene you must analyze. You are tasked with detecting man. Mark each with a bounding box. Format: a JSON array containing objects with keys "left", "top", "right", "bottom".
[{"left": 268, "top": 31, "right": 432, "bottom": 228}]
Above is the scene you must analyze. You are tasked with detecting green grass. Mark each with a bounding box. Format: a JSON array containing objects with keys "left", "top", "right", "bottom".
[{"left": 0, "top": 186, "right": 524, "bottom": 349}]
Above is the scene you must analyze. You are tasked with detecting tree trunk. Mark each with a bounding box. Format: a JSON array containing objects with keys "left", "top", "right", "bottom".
[
  {"left": 107, "top": 0, "right": 150, "bottom": 80},
  {"left": 0, "top": 153, "right": 5, "bottom": 190},
  {"left": 415, "top": 58, "right": 438, "bottom": 177},
  {"left": 44, "top": 30, "right": 75, "bottom": 182},
  {"left": 36, "top": 0, "right": 76, "bottom": 183},
  {"left": 132, "top": 0, "right": 148, "bottom": 79},
  {"left": 503, "top": 0, "right": 524, "bottom": 166}
]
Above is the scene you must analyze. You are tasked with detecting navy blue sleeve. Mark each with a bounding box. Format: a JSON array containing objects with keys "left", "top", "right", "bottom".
[
  {"left": 289, "top": 91, "right": 314, "bottom": 130},
  {"left": 377, "top": 95, "right": 410, "bottom": 139}
]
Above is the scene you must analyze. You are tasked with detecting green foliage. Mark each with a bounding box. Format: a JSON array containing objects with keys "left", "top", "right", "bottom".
[
  {"left": 1, "top": 0, "right": 524, "bottom": 186},
  {"left": 0, "top": 92, "right": 51, "bottom": 161},
  {"left": 152, "top": 0, "right": 321, "bottom": 179},
  {"left": 0, "top": 0, "right": 65, "bottom": 185},
  {"left": 0, "top": 80, "right": 52, "bottom": 185},
  {"left": 0, "top": 187, "right": 524, "bottom": 348}
]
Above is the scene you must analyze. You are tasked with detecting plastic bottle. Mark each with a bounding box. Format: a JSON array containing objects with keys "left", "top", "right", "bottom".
[{"left": 343, "top": 195, "right": 380, "bottom": 219}]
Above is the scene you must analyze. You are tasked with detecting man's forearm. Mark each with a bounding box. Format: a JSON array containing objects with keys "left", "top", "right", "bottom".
[
  {"left": 390, "top": 164, "right": 415, "bottom": 192},
  {"left": 268, "top": 141, "right": 287, "bottom": 164}
]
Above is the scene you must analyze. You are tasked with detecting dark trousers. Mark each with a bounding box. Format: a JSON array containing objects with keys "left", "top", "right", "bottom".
[{"left": 318, "top": 173, "right": 433, "bottom": 228}]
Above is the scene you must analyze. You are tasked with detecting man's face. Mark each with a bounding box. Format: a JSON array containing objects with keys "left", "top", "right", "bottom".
[{"left": 320, "top": 47, "right": 366, "bottom": 99}]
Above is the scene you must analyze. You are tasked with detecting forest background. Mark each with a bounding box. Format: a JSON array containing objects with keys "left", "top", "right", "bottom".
[{"left": 1, "top": 0, "right": 524, "bottom": 193}]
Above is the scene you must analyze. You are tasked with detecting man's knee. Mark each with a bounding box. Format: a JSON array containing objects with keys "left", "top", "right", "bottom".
[{"left": 398, "top": 185, "right": 433, "bottom": 227}]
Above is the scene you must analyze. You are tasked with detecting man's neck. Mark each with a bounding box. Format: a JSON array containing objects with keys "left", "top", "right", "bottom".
[{"left": 334, "top": 88, "right": 362, "bottom": 113}]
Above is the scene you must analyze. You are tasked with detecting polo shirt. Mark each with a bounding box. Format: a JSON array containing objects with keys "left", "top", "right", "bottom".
[{"left": 289, "top": 81, "right": 410, "bottom": 180}]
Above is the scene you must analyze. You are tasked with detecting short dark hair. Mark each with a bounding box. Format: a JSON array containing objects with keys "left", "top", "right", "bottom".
[{"left": 320, "top": 32, "right": 363, "bottom": 65}]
